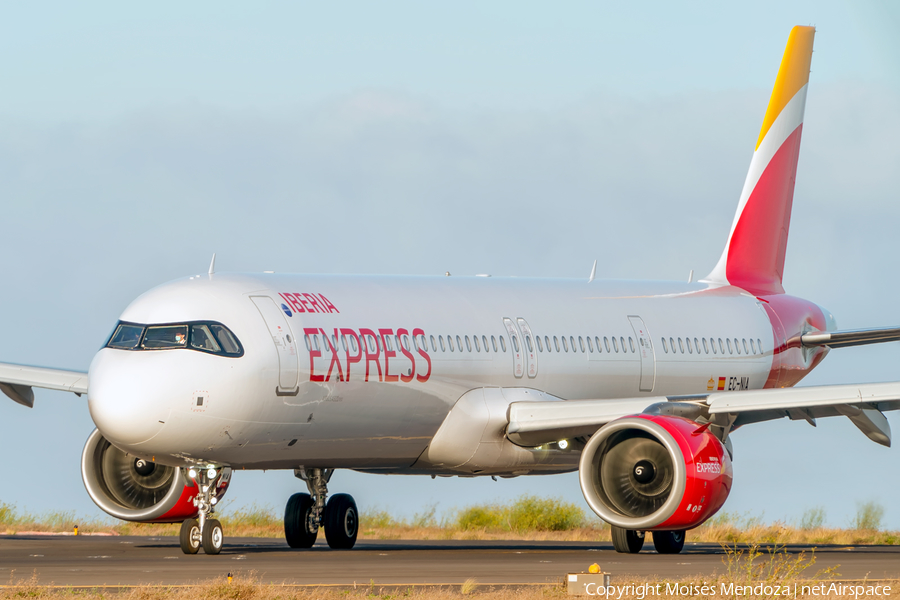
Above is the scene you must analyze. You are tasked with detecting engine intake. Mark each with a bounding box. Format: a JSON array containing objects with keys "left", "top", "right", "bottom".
[
  {"left": 81, "top": 429, "right": 230, "bottom": 523},
  {"left": 579, "top": 414, "right": 732, "bottom": 531}
]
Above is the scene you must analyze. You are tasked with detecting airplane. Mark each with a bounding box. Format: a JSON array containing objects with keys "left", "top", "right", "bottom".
[{"left": 3, "top": 25, "right": 899, "bottom": 556}]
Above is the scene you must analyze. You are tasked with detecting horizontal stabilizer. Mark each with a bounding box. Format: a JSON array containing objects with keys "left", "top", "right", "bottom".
[
  {"left": 800, "top": 327, "right": 900, "bottom": 348},
  {"left": 0, "top": 362, "right": 88, "bottom": 407}
]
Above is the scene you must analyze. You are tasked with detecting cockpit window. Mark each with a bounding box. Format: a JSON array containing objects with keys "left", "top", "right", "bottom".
[
  {"left": 190, "top": 324, "right": 221, "bottom": 353},
  {"left": 105, "top": 321, "right": 243, "bottom": 357},
  {"left": 142, "top": 325, "right": 189, "bottom": 349},
  {"left": 108, "top": 323, "right": 144, "bottom": 349}
]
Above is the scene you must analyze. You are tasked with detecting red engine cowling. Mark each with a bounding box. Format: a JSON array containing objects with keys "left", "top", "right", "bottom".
[
  {"left": 81, "top": 428, "right": 231, "bottom": 523},
  {"left": 579, "top": 414, "right": 732, "bottom": 531}
]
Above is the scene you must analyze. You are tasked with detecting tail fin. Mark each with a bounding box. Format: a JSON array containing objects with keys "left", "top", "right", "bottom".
[{"left": 705, "top": 26, "right": 815, "bottom": 295}]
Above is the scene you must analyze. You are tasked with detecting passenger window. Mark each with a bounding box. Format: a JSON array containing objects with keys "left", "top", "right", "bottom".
[
  {"left": 403, "top": 334, "right": 411, "bottom": 350},
  {"left": 492, "top": 336, "right": 498, "bottom": 352},
  {"left": 703, "top": 338, "right": 709, "bottom": 354},
  {"left": 687, "top": 338, "right": 693, "bottom": 354},
  {"left": 562, "top": 336, "right": 569, "bottom": 352},
  {"left": 474, "top": 335, "right": 481, "bottom": 352},
  {"left": 544, "top": 336, "right": 551, "bottom": 352},
  {"left": 757, "top": 338, "right": 763, "bottom": 353},
  {"left": 612, "top": 337, "right": 619, "bottom": 353},
  {"left": 457, "top": 335, "right": 464, "bottom": 351},
  {"left": 322, "top": 334, "right": 331, "bottom": 351},
  {"left": 678, "top": 338, "right": 684, "bottom": 353},
  {"left": 304, "top": 334, "right": 311, "bottom": 351},
  {"left": 579, "top": 336, "right": 585, "bottom": 352},
  {"left": 718, "top": 338, "right": 725, "bottom": 354},
  {"left": 669, "top": 337, "right": 676, "bottom": 353},
  {"left": 662, "top": 337, "right": 669, "bottom": 353},
  {"left": 694, "top": 338, "right": 700, "bottom": 354},
  {"left": 439, "top": 336, "right": 446, "bottom": 352},
  {"left": 142, "top": 325, "right": 189, "bottom": 349},
  {"left": 190, "top": 324, "right": 221, "bottom": 353},
  {"left": 749, "top": 338, "right": 756, "bottom": 354},
  {"left": 604, "top": 336, "right": 611, "bottom": 352},
  {"left": 385, "top": 336, "right": 394, "bottom": 352},
  {"left": 628, "top": 337, "right": 635, "bottom": 353},
  {"left": 734, "top": 338, "right": 741, "bottom": 354},
  {"left": 526, "top": 336, "right": 534, "bottom": 352},
  {"left": 595, "top": 336, "right": 602, "bottom": 352},
  {"left": 536, "top": 336, "right": 543, "bottom": 352},
  {"left": 500, "top": 336, "right": 507, "bottom": 352},
  {"left": 570, "top": 336, "right": 576, "bottom": 352},
  {"left": 482, "top": 335, "right": 488, "bottom": 351},
  {"left": 108, "top": 323, "right": 144, "bottom": 349},
  {"left": 726, "top": 338, "right": 733, "bottom": 354},
  {"left": 512, "top": 335, "right": 520, "bottom": 352},
  {"left": 587, "top": 336, "right": 594, "bottom": 353},
  {"left": 465, "top": 336, "right": 472, "bottom": 352}
]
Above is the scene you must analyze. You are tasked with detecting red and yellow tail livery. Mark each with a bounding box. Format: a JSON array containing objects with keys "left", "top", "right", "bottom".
[{"left": 706, "top": 26, "right": 815, "bottom": 295}]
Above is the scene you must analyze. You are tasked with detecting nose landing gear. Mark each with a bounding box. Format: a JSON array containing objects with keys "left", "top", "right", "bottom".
[
  {"left": 179, "top": 467, "right": 225, "bottom": 555},
  {"left": 285, "top": 468, "right": 358, "bottom": 550}
]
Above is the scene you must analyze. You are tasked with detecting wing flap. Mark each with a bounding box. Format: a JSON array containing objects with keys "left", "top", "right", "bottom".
[{"left": 0, "top": 362, "right": 89, "bottom": 407}]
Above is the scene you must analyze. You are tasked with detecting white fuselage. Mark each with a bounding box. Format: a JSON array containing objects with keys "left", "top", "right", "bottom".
[{"left": 87, "top": 273, "right": 808, "bottom": 475}]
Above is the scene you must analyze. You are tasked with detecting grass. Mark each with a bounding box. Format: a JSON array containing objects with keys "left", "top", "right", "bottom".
[{"left": 2, "top": 497, "right": 898, "bottom": 545}]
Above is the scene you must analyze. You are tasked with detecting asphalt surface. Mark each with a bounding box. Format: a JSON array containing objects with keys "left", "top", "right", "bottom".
[{"left": 1, "top": 535, "right": 899, "bottom": 587}]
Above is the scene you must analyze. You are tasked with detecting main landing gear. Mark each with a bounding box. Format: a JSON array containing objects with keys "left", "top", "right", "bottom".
[
  {"left": 284, "top": 468, "right": 358, "bottom": 550},
  {"left": 610, "top": 526, "right": 686, "bottom": 554},
  {"left": 179, "top": 466, "right": 225, "bottom": 555}
]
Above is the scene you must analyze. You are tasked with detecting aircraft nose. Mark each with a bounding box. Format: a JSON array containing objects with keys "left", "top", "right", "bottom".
[{"left": 87, "top": 349, "right": 169, "bottom": 447}]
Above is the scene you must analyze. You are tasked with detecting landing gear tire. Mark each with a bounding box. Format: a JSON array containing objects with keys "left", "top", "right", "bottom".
[
  {"left": 285, "top": 492, "right": 318, "bottom": 548},
  {"left": 179, "top": 518, "right": 201, "bottom": 555},
  {"left": 611, "top": 526, "right": 644, "bottom": 553},
  {"left": 201, "top": 519, "right": 224, "bottom": 555},
  {"left": 324, "top": 493, "right": 358, "bottom": 550},
  {"left": 652, "top": 530, "right": 686, "bottom": 554}
]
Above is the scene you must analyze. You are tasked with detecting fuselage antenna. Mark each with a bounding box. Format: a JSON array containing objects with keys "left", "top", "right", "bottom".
[
  {"left": 208, "top": 253, "right": 216, "bottom": 276},
  {"left": 588, "top": 260, "right": 597, "bottom": 283}
]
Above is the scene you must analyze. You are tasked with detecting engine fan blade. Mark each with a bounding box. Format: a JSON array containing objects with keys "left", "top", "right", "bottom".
[
  {"left": 600, "top": 435, "right": 674, "bottom": 517},
  {"left": 100, "top": 443, "right": 175, "bottom": 509}
]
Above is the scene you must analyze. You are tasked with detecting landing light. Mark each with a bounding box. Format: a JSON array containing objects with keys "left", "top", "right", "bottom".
[
  {"left": 188, "top": 469, "right": 198, "bottom": 479},
  {"left": 207, "top": 468, "right": 217, "bottom": 479},
  {"left": 558, "top": 439, "right": 569, "bottom": 450}
]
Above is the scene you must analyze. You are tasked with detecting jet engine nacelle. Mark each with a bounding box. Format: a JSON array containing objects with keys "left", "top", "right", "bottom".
[
  {"left": 81, "top": 428, "right": 231, "bottom": 523},
  {"left": 579, "top": 414, "right": 732, "bottom": 531}
]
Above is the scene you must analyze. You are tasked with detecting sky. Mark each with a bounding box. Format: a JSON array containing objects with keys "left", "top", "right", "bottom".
[{"left": 2, "top": 1, "right": 900, "bottom": 531}]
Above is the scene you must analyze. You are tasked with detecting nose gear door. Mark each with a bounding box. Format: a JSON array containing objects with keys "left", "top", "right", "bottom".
[
  {"left": 628, "top": 315, "right": 656, "bottom": 392},
  {"left": 251, "top": 296, "right": 300, "bottom": 395}
]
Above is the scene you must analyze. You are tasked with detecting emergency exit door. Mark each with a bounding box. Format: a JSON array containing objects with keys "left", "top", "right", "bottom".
[
  {"left": 251, "top": 296, "right": 300, "bottom": 395},
  {"left": 628, "top": 315, "right": 656, "bottom": 392}
]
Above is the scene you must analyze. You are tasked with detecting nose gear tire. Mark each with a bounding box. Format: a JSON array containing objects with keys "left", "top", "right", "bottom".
[
  {"left": 611, "top": 526, "right": 644, "bottom": 553},
  {"left": 652, "top": 530, "right": 686, "bottom": 554},
  {"left": 201, "top": 519, "right": 223, "bottom": 555},
  {"left": 179, "top": 518, "right": 201, "bottom": 555},
  {"left": 324, "top": 493, "right": 358, "bottom": 550},
  {"left": 284, "top": 493, "right": 318, "bottom": 548}
]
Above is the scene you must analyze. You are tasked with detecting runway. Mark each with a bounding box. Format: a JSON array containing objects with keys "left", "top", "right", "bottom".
[{"left": 1, "top": 535, "right": 898, "bottom": 587}]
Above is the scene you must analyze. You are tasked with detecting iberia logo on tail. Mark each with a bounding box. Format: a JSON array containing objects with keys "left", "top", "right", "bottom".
[{"left": 704, "top": 26, "right": 815, "bottom": 296}]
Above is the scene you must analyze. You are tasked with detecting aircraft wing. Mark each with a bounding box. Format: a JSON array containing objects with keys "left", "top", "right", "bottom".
[
  {"left": 0, "top": 362, "right": 88, "bottom": 408},
  {"left": 507, "top": 382, "right": 900, "bottom": 449}
]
